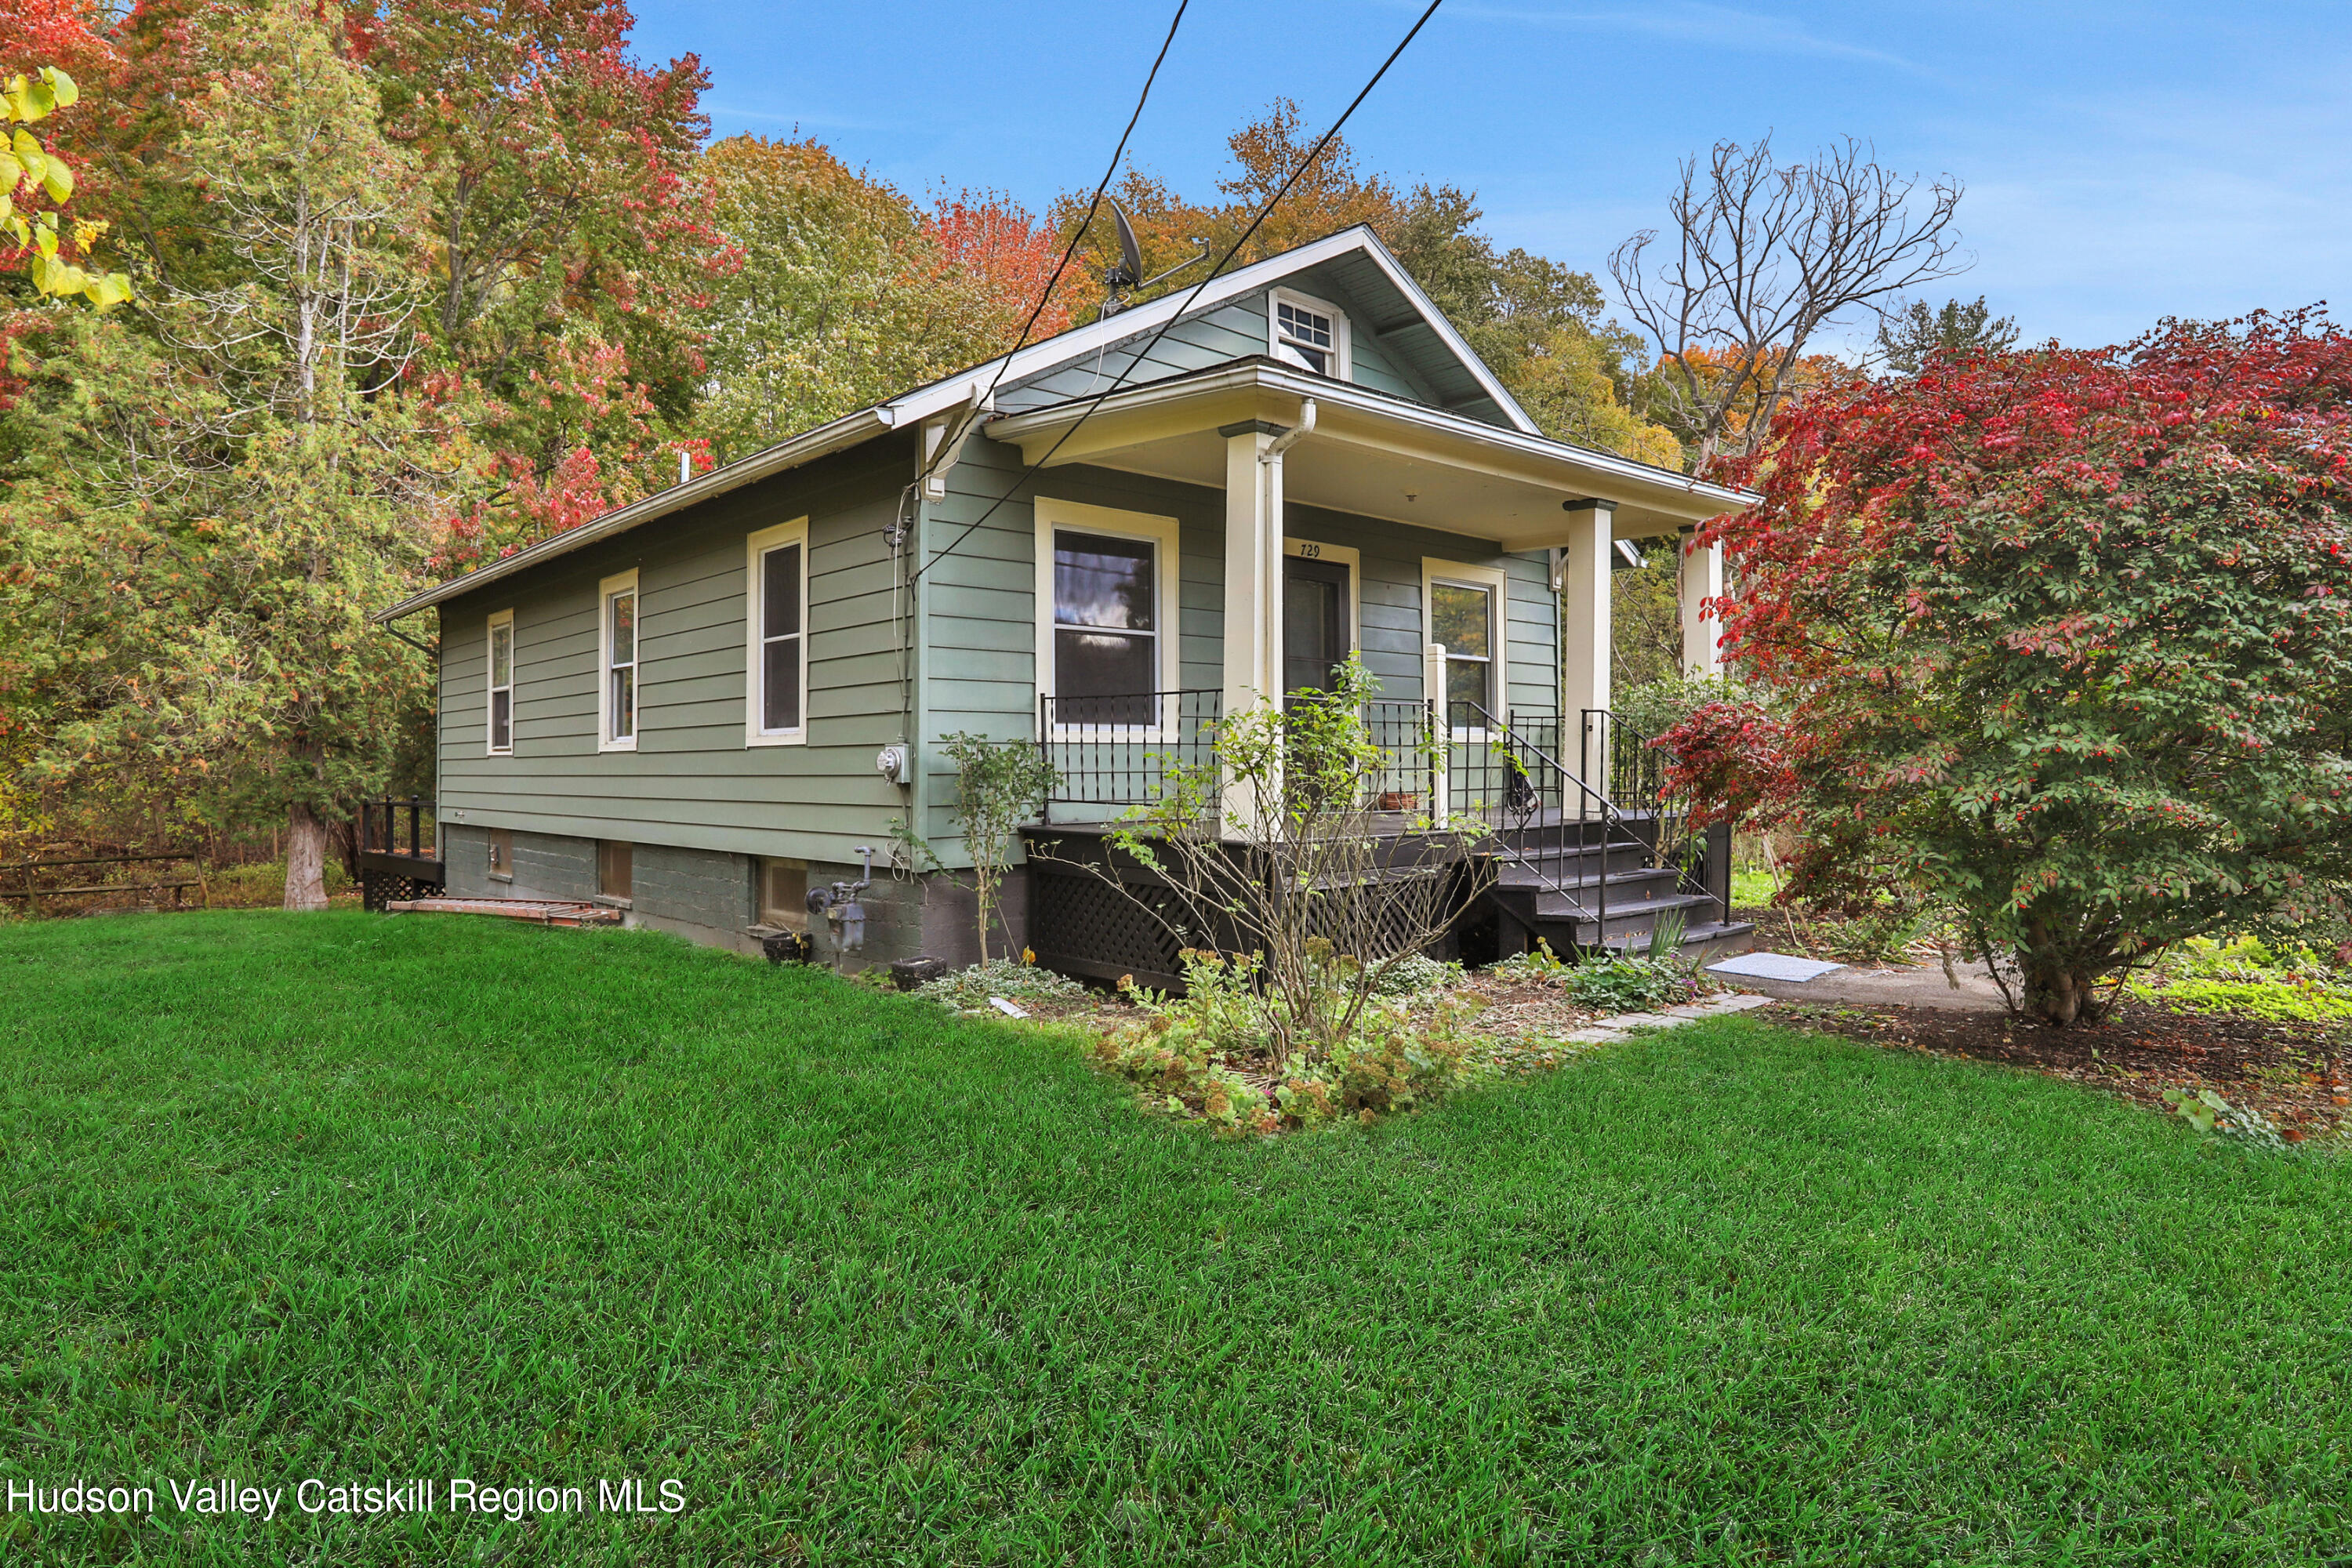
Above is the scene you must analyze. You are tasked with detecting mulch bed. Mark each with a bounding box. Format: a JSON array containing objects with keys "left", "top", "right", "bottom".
[{"left": 1782, "top": 996, "right": 2351, "bottom": 1142}]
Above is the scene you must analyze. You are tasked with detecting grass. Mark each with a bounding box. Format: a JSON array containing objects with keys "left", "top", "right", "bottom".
[
  {"left": 2, "top": 912, "right": 2347, "bottom": 1565},
  {"left": 1730, "top": 866, "right": 1779, "bottom": 908}
]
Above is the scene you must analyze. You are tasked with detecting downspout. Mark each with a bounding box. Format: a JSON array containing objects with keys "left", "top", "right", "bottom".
[{"left": 1255, "top": 400, "right": 1316, "bottom": 698}]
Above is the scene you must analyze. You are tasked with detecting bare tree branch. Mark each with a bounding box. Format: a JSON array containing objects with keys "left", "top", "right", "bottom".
[{"left": 1612, "top": 135, "right": 1969, "bottom": 472}]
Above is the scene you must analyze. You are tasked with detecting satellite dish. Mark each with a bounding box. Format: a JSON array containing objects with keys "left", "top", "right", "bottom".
[
  {"left": 1098, "top": 199, "right": 1209, "bottom": 320},
  {"left": 1105, "top": 200, "right": 1144, "bottom": 292}
]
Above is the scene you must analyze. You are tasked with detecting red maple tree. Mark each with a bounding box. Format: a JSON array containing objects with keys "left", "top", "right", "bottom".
[{"left": 1666, "top": 312, "right": 2352, "bottom": 1023}]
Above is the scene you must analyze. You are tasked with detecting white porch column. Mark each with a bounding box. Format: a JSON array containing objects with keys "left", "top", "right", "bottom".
[
  {"left": 1423, "top": 640, "right": 1450, "bottom": 821},
  {"left": 1221, "top": 421, "right": 1284, "bottom": 834},
  {"left": 1679, "top": 532, "right": 1726, "bottom": 678},
  {"left": 1559, "top": 498, "right": 1614, "bottom": 723}
]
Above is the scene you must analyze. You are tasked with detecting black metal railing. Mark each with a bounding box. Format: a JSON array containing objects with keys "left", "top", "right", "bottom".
[
  {"left": 1039, "top": 689, "right": 1222, "bottom": 811},
  {"left": 359, "top": 798, "right": 445, "bottom": 911},
  {"left": 361, "top": 797, "right": 437, "bottom": 861},
  {"left": 1363, "top": 699, "right": 1439, "bottom": 819},
  {"left": 1454, "top": 702, "right": 1649, "bottom": 949},
  {"left": 1446, "top": 706, "right": 1570, "bottom": 827},
  {"left": 1036, "top": 691, "right": 1446, "bottom": 823},
  {"left": 1581, "top": 709, "right": 1669, "bottom": 818}
]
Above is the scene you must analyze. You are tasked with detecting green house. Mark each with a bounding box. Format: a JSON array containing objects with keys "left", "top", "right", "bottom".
[{"left": 377, "top": 227, "right": 1750, "bottom": 975}]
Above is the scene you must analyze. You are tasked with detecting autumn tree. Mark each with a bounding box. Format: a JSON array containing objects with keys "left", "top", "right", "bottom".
[
  {"left": 1875, "top": 295, "right": 2018, "bottom": 376},
  {"left": 1664, "top": 313, "right": 2352, "bottom": 1025},
  {"left": 1051, "top": 102, "right": 1679, "bottom": 467},
  {"left": 0, "top": 2, "right": 471, "bottom": 906},
  {"left": 695, "top": 136, "right": 1065, "bottom": 458},
  {"left": 1613, "top": 135, "right": 1967, "bottom": 474},
  {"left": 365, "top": 0, "right": 716, "bottom": 555}
]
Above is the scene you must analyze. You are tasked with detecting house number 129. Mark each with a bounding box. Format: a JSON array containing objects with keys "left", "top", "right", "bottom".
[{"left": 1296, "top": 543, "right": 1323, "bottom": 558}]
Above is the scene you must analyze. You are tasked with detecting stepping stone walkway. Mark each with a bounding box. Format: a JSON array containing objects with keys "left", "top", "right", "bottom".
[{"left": 1562, "top": 991, "right": 1777, "bottom": 1044}]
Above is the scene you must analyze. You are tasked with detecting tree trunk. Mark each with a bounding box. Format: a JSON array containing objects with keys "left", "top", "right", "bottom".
[
  {"left": 283, "top": 800, "right": 330, "bottom": 911},
  {"left": 2019, "top": 927, "right": 2105, "bottom": 1025}
]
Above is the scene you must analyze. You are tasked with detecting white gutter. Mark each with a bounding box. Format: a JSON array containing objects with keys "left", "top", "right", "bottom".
[
  {"left": 380, "top": 227, "right": 1562, "bottom": 622},
  {"left": 987, "top": 359, "right": 1755, "bottom": 514},
  {"left": 376, "top": 405, "right": 898, "bottom": 622}
]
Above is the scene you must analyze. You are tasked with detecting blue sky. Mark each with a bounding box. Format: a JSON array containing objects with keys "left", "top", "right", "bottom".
[{"left": 629, "top": 2, "right": 2350, "bottom": 354}]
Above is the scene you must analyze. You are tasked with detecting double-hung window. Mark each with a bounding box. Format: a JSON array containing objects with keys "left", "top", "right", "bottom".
[
  {"left": 599, "top": 570, "right": 639, "bottom": 751},
  {"left": 1053, "top": 530, "right": 1156, "bottom": 726},
  {"left": 486, "top": 609, "right": 515, "bottom": 754},
  {"left": 1036, "top": 501, "right": 1178, "bottom": 731},
  {"left": 1425, "top": 560, "right": 1508, "bottom": 737},
  {"left": 1270, "top": 288, "right": 1348, "bottom": 378},
  {"left": 746, "top": 518, "right": 809, "bottom": 745}
]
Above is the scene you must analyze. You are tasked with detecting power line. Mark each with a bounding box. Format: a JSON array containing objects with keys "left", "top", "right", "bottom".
[
  {"left": 909, "top": 0, "right": 1191, "bottom": 496},
  {"left": 911, "top": 0, "right": 1447, "bottom": 586}
]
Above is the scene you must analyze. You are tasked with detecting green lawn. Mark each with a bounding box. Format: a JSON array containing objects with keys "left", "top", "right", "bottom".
[{"left": 2, "top": 913, "right": 2345, "bottom": 1565}]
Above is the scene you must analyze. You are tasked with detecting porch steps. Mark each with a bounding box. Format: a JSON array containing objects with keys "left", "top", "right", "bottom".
[{"left": 1479, "top": 840, "right": 1755, "bottom": 962}]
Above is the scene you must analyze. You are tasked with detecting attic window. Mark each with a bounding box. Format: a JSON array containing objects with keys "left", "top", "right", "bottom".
[{"left": 1270, "top": 289, "right": 1348, "bottom": 378}]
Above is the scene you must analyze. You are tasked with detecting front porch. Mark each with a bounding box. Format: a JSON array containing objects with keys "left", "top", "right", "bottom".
[
  {"left": 1022, "top": 697, "right": 1744, "bottom": 991},
  {"left": 989, "top": 358, "right": 1751, "bottom": 989}
]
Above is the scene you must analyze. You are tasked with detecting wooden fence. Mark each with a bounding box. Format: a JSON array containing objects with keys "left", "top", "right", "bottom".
[{"left": 0, "top": 851, "right": 208, "bottom": 914}]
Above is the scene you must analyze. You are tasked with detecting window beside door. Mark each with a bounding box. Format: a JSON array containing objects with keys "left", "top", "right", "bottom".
[{"left": 1424, "top": 560, "right": 1509, "bottom": 737}]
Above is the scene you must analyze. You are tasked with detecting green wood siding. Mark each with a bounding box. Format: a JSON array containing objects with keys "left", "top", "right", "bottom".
[
  {"left": 914, "top": 440, "right": 1563, "bottom": 849},
  {"left": 995, "top": 271, "right": 1440, "bottom": 416},
  {"left": 436, "top": 434, "right": 921, "bottom": 866}
]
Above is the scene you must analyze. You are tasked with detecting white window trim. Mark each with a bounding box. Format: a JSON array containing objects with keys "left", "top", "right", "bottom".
[
  {"left": 485, "top": 608, "right": 515, "bottom": 756},
  {"left": 1422, "top": 557, "right": 1509, "bottom": 739},
  {"left": 597, "top": 568, "right": 640, "bottom": 753},
  {"left": 745, "top": 517, "right": 811, "bottom": 747},
  {"left": 1036, "top": 497, "right": 1183, "bottom": 739},
  {"left": 1268, "top": 285, "right": 1352, "bottom": 380}
]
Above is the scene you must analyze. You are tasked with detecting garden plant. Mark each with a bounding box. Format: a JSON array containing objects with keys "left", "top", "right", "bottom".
[
  {"left": 1098, "top": 655, "right": 1487, "bottom": 1073},
  {"left": 1669, "top": 313, "right": 2352, "bottom": 1024}
]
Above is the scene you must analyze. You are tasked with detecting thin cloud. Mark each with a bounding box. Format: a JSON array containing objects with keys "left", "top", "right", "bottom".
[{"left": 1450, "top": 1, "right": 1920, "bottom": 71}]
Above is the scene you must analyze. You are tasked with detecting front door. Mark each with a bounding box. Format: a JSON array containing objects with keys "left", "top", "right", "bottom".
[{"left": 1283, "top": 554, "right": 1350, "bottom": 699}]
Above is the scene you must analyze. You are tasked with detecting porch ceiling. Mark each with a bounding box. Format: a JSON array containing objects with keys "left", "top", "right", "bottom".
[{"left": 984, "top": 359, "right": 1750, "bottom": 550}]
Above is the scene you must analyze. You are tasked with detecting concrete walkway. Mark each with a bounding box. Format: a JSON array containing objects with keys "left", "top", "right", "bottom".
[
  {"left": 1706, "top": 953, "right": 2013, "bottom": 1013},
  {"left": 1564, "top": 991, "right": 1779, "bottom": 1044}
]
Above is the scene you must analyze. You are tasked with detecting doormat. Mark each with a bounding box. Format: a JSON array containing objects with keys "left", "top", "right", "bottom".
[{"left": 1706, "top": 950, "right": 1847, "bottom": 983}]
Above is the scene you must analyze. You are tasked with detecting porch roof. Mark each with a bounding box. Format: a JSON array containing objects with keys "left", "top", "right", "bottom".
[{"left": 985, "top": 358, "right": 1752, "bottom": 550}]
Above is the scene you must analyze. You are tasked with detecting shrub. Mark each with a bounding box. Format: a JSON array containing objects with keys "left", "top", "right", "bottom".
[
  {"left": 1670, "top": 314, "right": 2352, "bottom": 1025},
  {"left": 1098, "top": 654, "right": 1486, "bottom": 1073},
  {"left": 939, "top": 732, "right": 1058, "bottom": 964},
  {"left": 1094, "top": 950, "right": 1486, "bottom": 1133},
  {"left": 915, "top": 957, "right": 1087, "bottom": 1013},
  {"left": 1369, "top": 952, "right": 1463, "bottom": 999}
]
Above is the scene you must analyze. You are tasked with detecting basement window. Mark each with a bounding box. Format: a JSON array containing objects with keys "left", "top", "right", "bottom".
[
  {"left": 758, "top": 858, "right": 808, "bottom": 931},
  {"left": 597, "top": 840, "right": 633, "bottom": 902}
]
